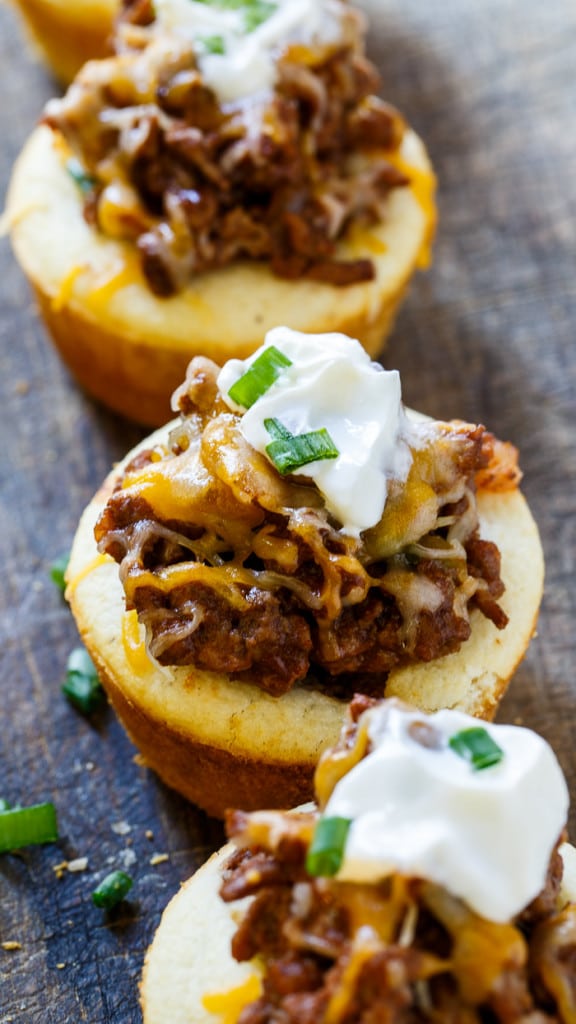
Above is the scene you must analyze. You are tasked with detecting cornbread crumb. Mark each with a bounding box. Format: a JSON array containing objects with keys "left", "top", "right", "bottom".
[
  {"left": 53, "top": 860, "right": 69, "bottom": 879},
  {"left": 53, "top": 858, "right": 88, "bottom": 877},
  {"left": 111, "top": 821, "right": 131, "bottom": 836},
  {"left": 150, "top": 853, "right": 169, "bottom": 866},
  {"left": 67, "top": 857, "right": 88, "bottom": 872}
]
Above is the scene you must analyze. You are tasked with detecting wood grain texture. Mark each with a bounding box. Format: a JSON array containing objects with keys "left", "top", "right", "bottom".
[{"left": 0, "top": 1, "right": 575, "bottom": 1020}]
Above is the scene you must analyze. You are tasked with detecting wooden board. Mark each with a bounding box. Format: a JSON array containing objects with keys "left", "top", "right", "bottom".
[{"left": 0, "top": 1, "right": 575, "bottom": 1019}]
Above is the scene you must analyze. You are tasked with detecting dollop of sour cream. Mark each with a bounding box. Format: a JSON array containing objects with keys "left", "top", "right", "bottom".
[
  {"left": 217, "top": 327, "right": 415, "bottom": 535},
  {"left": 324, "top": 703, "right": 569, "bottom": 922},
  {"left": 153, "top": 0, "right": 345, "bottom": 103}
]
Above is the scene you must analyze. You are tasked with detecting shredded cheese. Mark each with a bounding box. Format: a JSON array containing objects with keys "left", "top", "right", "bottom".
[
  {"left": 121, "top": 610, "right": 157, "bottom": 675},
  {"left": 385, "top": 152, "right": 437, "bottom": 269},
  {"left": 82, "top": 261, "right": 140, "bottom": 314},
  {"left": 202, "top": 974, "right": 262, "bottom": 1024},
  {"left": 51, "top": 264, "right": 86, "bottom": 313},
  {"left": 121, "top": 447, "right": 261, "bottom": 533},
  {"left": 123, "top": 563, "right": 253, "bottom": 611},
  {"left": 345, "top": 222, "right": 389, "bottom": 257},
  {"left": 323, "top": 928, "right": 382, "bottom": 1024}
]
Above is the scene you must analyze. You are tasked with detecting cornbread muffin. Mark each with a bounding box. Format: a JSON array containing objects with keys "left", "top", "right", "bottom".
[
  {"left": 65, "top": 330, "right": 544, "bottom": 817},
  {"left": 5, "top": 0, "right": 436, "bottom": 425},
  {"left": 140, "top": 701, "right": 576, "bottom": 1024}
]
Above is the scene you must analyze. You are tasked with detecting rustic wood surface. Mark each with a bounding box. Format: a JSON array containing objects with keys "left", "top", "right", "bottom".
[{"left": 0, "top": 1, "right": 575, "bottom": 1020}]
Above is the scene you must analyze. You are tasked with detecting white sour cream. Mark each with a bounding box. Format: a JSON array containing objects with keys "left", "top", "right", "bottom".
[
  {"left": 217, "top": 327, "right": 415, "bottom": 535},
  {"left": 324, "top": 703, "right": 569, "bottom": 922},
  {"left": 153, "top": 0, "right": 345, "bottom": 103}
]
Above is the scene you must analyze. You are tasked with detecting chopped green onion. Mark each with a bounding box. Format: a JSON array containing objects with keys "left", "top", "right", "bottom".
[
  {"left": 62, "top": 647, "right": 104, "bottom": 714},
  {"left": 306, "top": 816, "right": 351, "bottom": 877},
  {"left": 66, "top": 647, "right": 98, "bottom": 679},
  {"left": 50, "top": 552, "right": 70, "bottom": 594},
  {"left": 263, "top": 417, "right": 293, "bottom": 442},
  {"left": 228, "top": 346, "right": 291, "bottom": 409},
  {"left": 264, "top": 419, "right": 339, "bottom": 475},
  {"left": 243, "top": 0, "right": 275, "bottom": 30},
  {"left": 66, "top": 157, "right": 97, "bottom": 195},
  {"left": 197, "top": 33, "right": 226, "bottom": 54},
  {"left": 92, "top": 870, "right": 133, "bottom": 909},
  {"left": 0, "top": 803, "right": 58, "bottom": 854},
  {"left": 449, "top": 727, "right": 504, "bottom": 770}
]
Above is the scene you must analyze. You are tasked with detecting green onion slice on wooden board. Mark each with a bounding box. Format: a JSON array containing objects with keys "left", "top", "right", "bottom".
[
  {"left": 0, "top": 802, "right": 58, "bottom": 854},
  {"left": 62, "top": 646, "right": 104, "bottom": 714},
  {"left": 92, "top": 870, "right": 133, "bottom": 909}
]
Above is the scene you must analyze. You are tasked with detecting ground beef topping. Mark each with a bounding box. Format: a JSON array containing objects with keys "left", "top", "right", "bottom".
[
  {"left": 94, "top": 356, "right": 520, "bottom": 697},
  {"left": 43, "top": 0, "right": 413, "bottom": 296}
]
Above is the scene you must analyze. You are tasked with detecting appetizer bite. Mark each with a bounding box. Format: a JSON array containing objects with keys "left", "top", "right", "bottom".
[
  {"left": 8, "top": 0, "right": 116, "bottom": 84},
  {"left": 5, "top": 0, "right": 435, "bottom": 425},
  {"left": 140, "top": 698, "right": 576, "bottom": 1024},
  {"left": 65, "top": 328, "right": 544, "bottom": 817}
]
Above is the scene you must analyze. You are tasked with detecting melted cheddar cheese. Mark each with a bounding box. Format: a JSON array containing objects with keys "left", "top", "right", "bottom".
[{"left": 201, "top": 974, "right": 262, "bottom": 1024}]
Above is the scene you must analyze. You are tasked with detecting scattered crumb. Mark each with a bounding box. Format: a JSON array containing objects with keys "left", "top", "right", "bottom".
[
  {"left": 53, "top": 857, "right": 88, "bottom": 877},
  {"left": 67, "top": 857, "right": 88, "bottom": 873},
  {"left": 85, "top": 762, "right": 95, "bottom": 772},
  {"left": 145, "top": 830, "right": 154, "bottom": 841},
  {"left": 14, "top": 379, "right": 29, "bottom": 396},
  {"left": 126, "top": 837, "right": 133, "bottom": 846},
  {"left": 2, "top": 941, "right": 22, "bottom": 951},
  {"left": 118, "top": 848, "right": 137, "bottom": 870},
  {"left": 56, "top": 963, "right": 66, "bottom": 970},
  {"left": 133, "top": 754, "right": 147, "bottom": 767},
  {"left": 111, "top": 821, "right": 131, "bottom": 836},
  {"left": 150, "top": 853, "right": 169, "bottom": 866}
]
